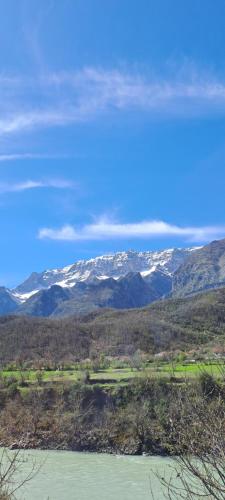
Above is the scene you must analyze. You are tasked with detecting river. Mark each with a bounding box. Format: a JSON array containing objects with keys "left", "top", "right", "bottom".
[{"left": 14, "top": 450, "right": 174, "bottom": 500}]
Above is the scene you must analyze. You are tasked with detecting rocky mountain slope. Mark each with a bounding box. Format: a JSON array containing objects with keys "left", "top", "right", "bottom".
[
  {"left": 3, "top": 243, "right": 220, "bottom": 317},
  {"left": 18, "top": 272, "right": 170, "bottom": 317},
  {"left": 0, "top": 287, "right": 18, "bottom": 315},
  {"left": 13, "top": 248, "right": 196, "bottom": 301},
  {"left": 0, "top": 246, "right": 195, "bottom": 317},
  {"left": 173, "top": 238, "right": 225, "bottom": 297}
]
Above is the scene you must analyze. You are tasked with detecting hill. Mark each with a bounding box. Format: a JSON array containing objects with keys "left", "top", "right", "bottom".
[{"left": 1, "top": 285, "right": 225, "bottom": 366}]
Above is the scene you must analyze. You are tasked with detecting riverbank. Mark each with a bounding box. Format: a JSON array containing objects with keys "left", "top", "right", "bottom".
[
  {"left": 0, "top": 369, "right": 221, "bottom": 456},
  {"left": 0, "top": 379, "right": 170, "bottom": 455}
]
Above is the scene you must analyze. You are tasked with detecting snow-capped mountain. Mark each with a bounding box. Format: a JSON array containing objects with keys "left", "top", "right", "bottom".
[{"left": 13, "top": 247, "right": 199, "bottom": 302}]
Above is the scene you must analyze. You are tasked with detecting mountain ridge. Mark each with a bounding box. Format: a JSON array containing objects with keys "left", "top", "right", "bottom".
[
  {"left": 173, "top": 238, "right": 225, "bottom": 297},
  {"left": 4, "top": 241, "right": 225, "bottom": 317},
  {"left": 17, "top": 272, "right": 167, "bottom": 317},
  {"left": 12, "top": 247, "right": 198, "bottom": 302}
]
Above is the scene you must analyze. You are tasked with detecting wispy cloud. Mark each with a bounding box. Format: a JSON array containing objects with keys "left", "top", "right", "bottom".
[
  {"left": 0, "top": 179, "right": 76, "bottom": 194},
  {"left": 1, "top": 65, "right": 225, "bottom": 135},
  {"left": 38, "top": 217, "right": 225, "bottom": 243},
  {"left": 0, "top": 153, "right": 67, "bottom": 162}
]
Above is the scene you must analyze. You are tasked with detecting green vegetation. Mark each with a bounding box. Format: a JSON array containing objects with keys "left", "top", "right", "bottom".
[
  {"left": 0, "top": 367, "right": 225, "bottom": 457},
  {"left": 0, "top": 284, "right": 225, "bottom": 459},
  {"left": 1, "top": 284, "right": 225, "bottom": 369},
  {"left": 0, "top": 361, "right": 224, "bottom": 392}
]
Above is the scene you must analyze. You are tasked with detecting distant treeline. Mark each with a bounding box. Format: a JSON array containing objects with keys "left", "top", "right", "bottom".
[{"left": 1, "top": 286, "right": 225, "bottom": 366}]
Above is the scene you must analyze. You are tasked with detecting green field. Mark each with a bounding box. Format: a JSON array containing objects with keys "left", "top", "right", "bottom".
[{"left": 1, "top": 361, "right": 224, "bottom": 389}]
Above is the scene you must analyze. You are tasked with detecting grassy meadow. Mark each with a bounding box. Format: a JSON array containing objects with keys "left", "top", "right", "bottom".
[{"left": 1, "top": 361, "right": 225, "bottom": 391}]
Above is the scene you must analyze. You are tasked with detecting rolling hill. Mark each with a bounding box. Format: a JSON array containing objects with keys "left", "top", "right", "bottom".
[{"left": 1, "top": 285, "right": 225, "bottom": 365}]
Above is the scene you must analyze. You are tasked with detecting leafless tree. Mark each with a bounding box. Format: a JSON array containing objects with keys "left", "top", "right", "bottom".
[
  {"left": 0, "top": 448, "right": 39, "bottom": 499},
  {"left": 153, "top": 373, "right": 225, "bottom": 499}
]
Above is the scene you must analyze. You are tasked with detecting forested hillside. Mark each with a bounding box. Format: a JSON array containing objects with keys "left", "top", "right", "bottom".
[{"left": 1, "top": 285, "right": 225, "bottom": 366}]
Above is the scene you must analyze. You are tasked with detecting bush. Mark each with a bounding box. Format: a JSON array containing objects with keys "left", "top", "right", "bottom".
[
  {"left": 78, "top": 371, "right": 90, "bottom": 385},
  {"left": 198, "top": 372, "right": 220, "bottom": 398}
]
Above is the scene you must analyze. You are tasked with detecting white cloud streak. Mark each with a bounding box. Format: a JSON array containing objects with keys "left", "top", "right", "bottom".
[
  {"left": 38, "top": 218, "right": 225, "bottom": 243},
  {"left": 1, "top": 66, "right": 225, "bottom": 135},
  {"left": 0, "top": 179, "right": 75, "bottom": 194},
  {"left": 0, "top": 153, "right": 66, "bottom": 162}
]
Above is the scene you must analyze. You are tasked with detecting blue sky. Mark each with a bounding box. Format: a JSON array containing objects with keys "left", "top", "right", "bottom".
[{"left": 1, "top": 0, "right": 225, "bottom": 287}]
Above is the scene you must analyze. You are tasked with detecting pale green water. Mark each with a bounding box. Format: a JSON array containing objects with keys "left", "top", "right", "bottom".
[{"left": 14, "top": 450, "right": 172, "bottom": 500}]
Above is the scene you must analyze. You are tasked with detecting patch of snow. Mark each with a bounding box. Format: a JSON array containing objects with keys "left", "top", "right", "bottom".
[
  {"left": 12, "top": 289, "right": 40, "bottom": 303},
  {"left": 55, "top": 279, "right": 72, "bottom": 288},
  {"left": 188, "top": 246, "right": 203, "bottom": 252},
  {"left": 141, "top": 267, "right": 157, "bottom": 277}
]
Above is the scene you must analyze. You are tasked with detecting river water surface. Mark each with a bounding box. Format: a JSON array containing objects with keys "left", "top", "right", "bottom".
[{"left": 15, "top": 450, "right": 173, "bottom": 500}]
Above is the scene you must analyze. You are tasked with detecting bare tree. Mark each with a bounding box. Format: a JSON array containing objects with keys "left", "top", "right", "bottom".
[
  {"left": 0, "top": 448, "right": 39, "bottom": 499},
  {"left": 153, "top": 373, "right": 225, "bottom": 499}
]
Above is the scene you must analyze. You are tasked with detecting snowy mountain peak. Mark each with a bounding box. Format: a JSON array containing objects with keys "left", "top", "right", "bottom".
[{"left": 12, "top": 246, "right": 200, "bottom": 302}]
